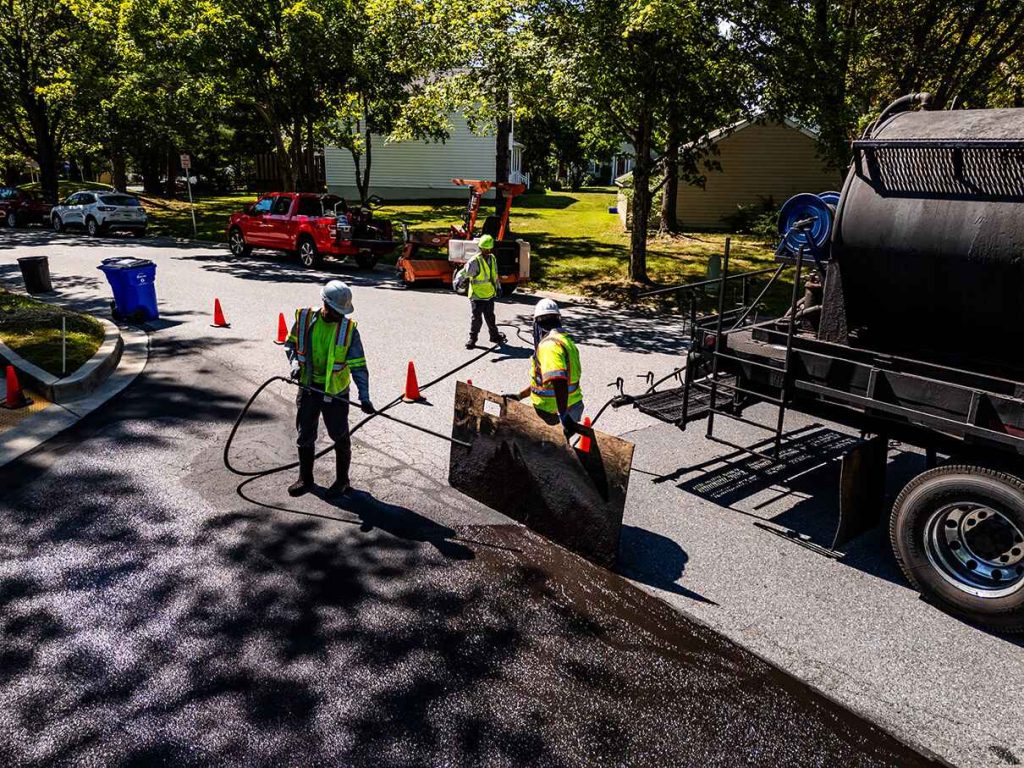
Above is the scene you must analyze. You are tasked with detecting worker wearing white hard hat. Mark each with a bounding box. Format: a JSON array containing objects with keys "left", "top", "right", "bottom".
[
  {"left": 504, "top": 298, "right": 585, "bottom": 439},
  {"left": 283, "top": 279, "right": 374, "bottom": 498}
]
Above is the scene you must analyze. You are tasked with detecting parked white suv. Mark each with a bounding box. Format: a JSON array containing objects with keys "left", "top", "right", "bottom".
[{"left": 51, "top": 191, "right": 148, "bottom": 237}]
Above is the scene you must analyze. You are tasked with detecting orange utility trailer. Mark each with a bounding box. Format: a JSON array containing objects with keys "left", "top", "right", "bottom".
[{"left": 396, "top": 179, "right": 530, "bottom": 295}]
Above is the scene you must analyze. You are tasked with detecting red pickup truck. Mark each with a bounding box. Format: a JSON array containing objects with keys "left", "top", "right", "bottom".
[
  {"left": 0, "top": 187, "right": 52, "bottom": 228},
  {"left": 226, "top": 192, "right": 398, "bottom": 269}
]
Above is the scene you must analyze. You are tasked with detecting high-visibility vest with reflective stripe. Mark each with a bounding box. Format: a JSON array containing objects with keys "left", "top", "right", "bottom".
[
  {"left": 529, "top": 329, "right": 583, "bottom": 414},
  {"left": 468, "top": 252, "right": 499, "bottom": 300},
  {"left": 287, "top": 308, "right": 357, "bottom": 396}
]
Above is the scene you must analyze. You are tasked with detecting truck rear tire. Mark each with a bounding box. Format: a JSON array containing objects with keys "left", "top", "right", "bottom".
[
  {"left": 355, "top": 251, "right": 377, "bottom": 270},
  {"left": 298, "top": 237, "right": 322, "bottom": 268},
  {"left": 890, "top": 463, "right": 1024, "bottom": 633},
  {"left": 500, "top": 283, "right": 517, "bottom": 297}
]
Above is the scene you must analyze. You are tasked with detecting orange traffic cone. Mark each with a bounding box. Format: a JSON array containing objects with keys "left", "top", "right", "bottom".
[
  {"left": 3, "top": 365, "right": 30, "bottom": 409},
  {"left": 274, "top": 312, "right": 288, "bottom": 345},
  {"left": 402, "top": 361, "right": 424, "bottom": 402},
  {"left": 577, "top": 416, "right": 593, "bottom": 453},
  {"left": 211, "top": 298, "right": 230, "bottom": 328}
]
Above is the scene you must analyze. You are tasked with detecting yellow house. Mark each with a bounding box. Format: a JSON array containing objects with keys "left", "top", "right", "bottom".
[{"left": 675, "top": 118, "right": 843, "bottom": 229}]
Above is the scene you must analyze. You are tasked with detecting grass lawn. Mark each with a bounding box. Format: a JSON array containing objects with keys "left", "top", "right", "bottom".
[{"left": 0, "top": 289, "right": 105, "bottom": 377}]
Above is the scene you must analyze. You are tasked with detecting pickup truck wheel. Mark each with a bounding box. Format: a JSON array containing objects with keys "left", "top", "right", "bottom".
[
  {"left": 86, "top": 217, "right": 102, "bottom": 237},
  {"left": 298, "top": 237, "right": 322, "bottom": 268},
  {"left": 355, "top": 251, "right": 378, "bottom": 270},
  {"left": 5, "top": 211, "right": 17, "bottom": 228},
  {"left": 228, "top": 227, "right": 252, "bottom": 257},
  {"left": 52, "top": 215, "right": 65, "bottom": 233},
  {"left": 891, "top": 464, "right": 1024, "bottom": 633}
]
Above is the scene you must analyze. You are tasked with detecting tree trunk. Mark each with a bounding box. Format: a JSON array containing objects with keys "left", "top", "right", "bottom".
[
  {"left": 659, "top": 131, "right": 680, "bottom": 234},
  {"left": 495, "top": 110, "right": 512, "bottom": 218},
  {"left": 82, "top": 156, "right": 94, "bottom": 182},
  {"left": 165, "top": 146, "right": 177, "bottom": 198},
  {"left": 31, "top": 115, "right": 59, "bottom": 203},
  {"left": 141, "top": 150, "right": 162, "bottom": 195},
  {"left": 110, "top": 152, "right": 128, "bottom": 192},
  {"left": 629, "top": 117, "right": 653, "bottom": 284},
  {"left": 359, "top": 128, "right": 371, "bottom": 203}
]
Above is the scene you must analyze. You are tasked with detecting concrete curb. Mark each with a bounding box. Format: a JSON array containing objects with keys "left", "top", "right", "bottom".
[
  {"left": 0, "top": 317, "right": 124, "bottom": 404},
  {"left": 0, "top": 324, "right": 148, "bottom": 469}
]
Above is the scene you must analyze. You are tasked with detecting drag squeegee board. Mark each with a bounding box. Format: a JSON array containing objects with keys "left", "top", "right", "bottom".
[{"left": 449, "top": 381, "right": 634, "bottom": 567}]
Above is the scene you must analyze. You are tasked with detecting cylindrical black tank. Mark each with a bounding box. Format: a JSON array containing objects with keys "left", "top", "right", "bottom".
[{"left": 824, "top": 106, "right": 1024, "bottom": 380}]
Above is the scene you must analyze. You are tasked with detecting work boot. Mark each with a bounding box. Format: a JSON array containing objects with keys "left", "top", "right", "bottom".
[
  {"left": 328, "top": 442, "right": 352, "bottom": 497},
  {"left": 465, "top": 338, "right": 477, "bottom": 349},
  {"left": 488, "top": 332, "right": 506, "bottom": 345},
  {"left": 287, "top": 446, "right": 315, "bottom": 497}
]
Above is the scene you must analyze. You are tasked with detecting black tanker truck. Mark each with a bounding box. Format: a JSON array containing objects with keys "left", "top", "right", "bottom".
[{"left": 623, "top": 94, "right": 1024, "bottom": 633}]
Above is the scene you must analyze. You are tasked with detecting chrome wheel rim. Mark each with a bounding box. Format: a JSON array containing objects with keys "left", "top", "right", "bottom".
[
  {"left": 52, "top": 217, "right": 61, "bottom": 232},
  {"left": 300, "top": 243, "right": 315, "bottom": 266},
  {"left": 87, "top": 220, "right": 97, "bottom": 236},
  {"left": 925, "top": 502, "right": 1024, "bottom": 598},
  {"left": 229, "top": 232, "right": 244, "bottom": 256},
  {"left": 6, "top": 212, "right": 15, "bottom": 227}
]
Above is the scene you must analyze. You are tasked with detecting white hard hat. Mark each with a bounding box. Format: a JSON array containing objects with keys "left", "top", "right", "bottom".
[
  {"left": 322, "top": 280, "right": 354, "bottom": 315},
  {"left": 533, "top": 298, "right": 560, "bottom": 319}
]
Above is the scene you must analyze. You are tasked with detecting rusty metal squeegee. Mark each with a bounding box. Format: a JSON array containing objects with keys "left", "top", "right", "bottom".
[{"left": 448, "top": 382, "right": 635, "bottom": 568}]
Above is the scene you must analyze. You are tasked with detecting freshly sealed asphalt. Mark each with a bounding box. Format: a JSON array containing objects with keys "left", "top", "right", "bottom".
[
  {"left": 0, "top": 364, "right": 942, "bottom": 766},
  {"left": 0, "top": 231, "right": 977, "bottom": 765}
]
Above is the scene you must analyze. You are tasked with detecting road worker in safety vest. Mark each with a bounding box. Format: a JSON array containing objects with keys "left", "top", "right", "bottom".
[
  {"left": 503, "top": 298, "right": 585, "bottom": 440},
  {"left": 459, "top": 234, "right": 505, "bottom": 349},
  {"left": 284, "top": 280, "right": 374, "bottom": 498}
]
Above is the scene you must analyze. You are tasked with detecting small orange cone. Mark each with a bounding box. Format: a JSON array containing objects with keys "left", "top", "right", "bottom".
[
  {"left": 274, "top": 313, "right": 288, "bottom": 345},
  {"left": 577, "top": 416, "right": 593, "bottom": 453},
  {"left": 3, "top": 365, "right": 30, "bottom": 409},
  {"left": 211, "top": 298, "right": 230, "bottom": 328},
  {"left": 402, "top": 361, "right": 423, "bottom": 402}
]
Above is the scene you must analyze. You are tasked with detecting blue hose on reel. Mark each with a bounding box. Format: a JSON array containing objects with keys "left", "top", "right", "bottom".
[{"left": 776, "top": 192, "right": 839, "bottom": 260}]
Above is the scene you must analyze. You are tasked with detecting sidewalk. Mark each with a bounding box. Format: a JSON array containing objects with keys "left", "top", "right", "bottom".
[{"left": 0, "top": 324, "right": 149, "bottom": 468}]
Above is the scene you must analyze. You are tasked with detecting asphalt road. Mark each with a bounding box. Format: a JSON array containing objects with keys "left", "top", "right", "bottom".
[{"left": 0, "top": 229, "right": 1019, "bottom": 766}]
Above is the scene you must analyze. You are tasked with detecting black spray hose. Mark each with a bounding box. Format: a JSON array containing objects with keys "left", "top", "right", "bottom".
[{"left": 223, "top": 325, "right": 520, "bottom": 479}]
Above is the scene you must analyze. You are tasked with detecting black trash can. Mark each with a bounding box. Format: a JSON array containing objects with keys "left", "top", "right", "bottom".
[{"left": 17, "top": 256, "right": 52, "bottom": 294}]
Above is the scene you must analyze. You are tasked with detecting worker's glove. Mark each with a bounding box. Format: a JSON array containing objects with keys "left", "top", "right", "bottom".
[
  {"left": 559, "top": 412, "right": 578, "bottom": 440},
  {"left": 360, "top": 400, "right": 375, "bottom": 415},
  {"left": 289, "top": 362, "right": 301, "bottom": 380},
  {"left": 500, "top": 392, "right": 521, "bottom": 401}
]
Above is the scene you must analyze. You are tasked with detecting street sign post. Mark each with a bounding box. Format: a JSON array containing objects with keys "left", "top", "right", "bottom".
[{"left": 180, "top": 153, "right": 197, "bottom": 238}]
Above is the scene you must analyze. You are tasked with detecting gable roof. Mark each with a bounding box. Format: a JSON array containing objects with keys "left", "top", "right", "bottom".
[{"left": 695, "top": 116, "right": 820, "bottom": 147}]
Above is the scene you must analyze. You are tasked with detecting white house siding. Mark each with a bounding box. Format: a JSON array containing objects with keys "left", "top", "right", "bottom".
[{"left": 325, "top": 113, "right": 502, "bottom": 200}]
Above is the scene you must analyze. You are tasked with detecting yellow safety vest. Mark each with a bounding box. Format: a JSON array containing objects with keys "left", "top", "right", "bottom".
[
  {"left": 287, "top": 308, "right": 360, "bottom": 396},
  {"left": 530, "top": 329, "right": 583, "bottom": 414},
  {"left": 468, "top": 252, "right": 499, "bottom": 300}
]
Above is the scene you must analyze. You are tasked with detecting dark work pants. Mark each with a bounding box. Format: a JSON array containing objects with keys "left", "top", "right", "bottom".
[
  {"left": 295, "top": 387, "right": 351, "bottom": 451},
  {"left": 469, "top": 298, "right": 500, "bottom": 341}
]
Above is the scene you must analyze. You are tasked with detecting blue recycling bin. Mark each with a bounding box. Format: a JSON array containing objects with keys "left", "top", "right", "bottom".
[{"left": 98, "top": 257, "right": 159, "bottom": 321}]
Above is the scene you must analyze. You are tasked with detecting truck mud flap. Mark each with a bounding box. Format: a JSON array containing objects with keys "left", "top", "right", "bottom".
[
  {"left": 833, "top": 434, "right": 888, "bottom": 549},
  {"left": 449, "top": 382, "right": 635, "bottom": 568}
]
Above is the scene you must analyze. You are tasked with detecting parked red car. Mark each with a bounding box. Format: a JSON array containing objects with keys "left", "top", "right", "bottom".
[
  {"left": 0, "top": 187, "right": 52, "bottom": 228},
  {"left": 226, "top": 192, "right": 398, "bottom": 269}
]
